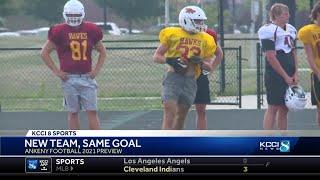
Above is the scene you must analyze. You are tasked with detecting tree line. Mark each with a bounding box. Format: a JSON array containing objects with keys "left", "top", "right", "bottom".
[{"left": 0, "top": 0, "right": 314, "bottom": 33}]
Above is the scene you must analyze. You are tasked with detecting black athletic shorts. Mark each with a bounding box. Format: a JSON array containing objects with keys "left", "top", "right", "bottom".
[
  {"left": 264, "top": 51, "right": 295, "bottom": 105},
  {"left": 194, "top": 73, "right": 210, "bottom": 104}
]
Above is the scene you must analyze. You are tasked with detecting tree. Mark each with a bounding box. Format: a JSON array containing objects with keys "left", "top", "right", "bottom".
[
  {"left": 0, "top": 0, "right": 17, "bottom": 17},
  {"left": 0, "top": 17, "right": 4, "bottom": 27},
  {"left": 296, "top": 0, "right": 309, "bottom": 11},
  {"left": 24, "top": 0, "right": 68, "bottom": 26},
  {"left": 95, "top": 0, "right": 164, "bottom": 33},
  {"left": 202, "top": 3, "right": 219, "bottom": 29},
  {"left": 237, "top": 0, "right": 253, "bottom": 28},
  {"left": 0, "top": 0, "right": 21, "bottom": 26}
]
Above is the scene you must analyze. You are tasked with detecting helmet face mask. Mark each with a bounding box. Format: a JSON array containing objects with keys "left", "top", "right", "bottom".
[
  {"left": 179, "top": 6, "right": 207, "bottom": 33},
  {"left": 193, "top": 19, "right": 207, "bottom": 32},
  {"left": 63, "top": 0, "right": 85, "bottom": 27},
  {"left": 285, "top": 85, "right": 307, "bottom": 111}
]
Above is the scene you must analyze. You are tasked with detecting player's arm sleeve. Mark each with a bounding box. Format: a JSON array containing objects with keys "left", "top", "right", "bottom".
[
  {"left": 298, "top": 27, "right": 311, "bottom": 44},
  {"left": 258, "top": 26, "right": 275, "bottom": 52},
  {"left": 93, "top": 25, "right": 103, "bottom": 44},
  {"left": 212, "top": 31, "right": 218, "bottom": 44},
  {"left": 159, "top": 28, "right": 170, "bottom": 47},
  {"left": 261, "top": 39, "right": 275, "bottom": 51},
  {"left": 291, "top": 25, "right": 297, "bottom": 39},
  {"left": 206, "top": 29, "right": 218, "bottom": 44},
  {"left": 48, "top": 26, "right": 58, "bottom": 44},
  {"left": 203, "top": 35, "right": 216, "bottom": 58}
]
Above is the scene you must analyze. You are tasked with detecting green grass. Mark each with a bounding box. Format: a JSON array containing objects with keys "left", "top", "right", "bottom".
[
  {"left": 0, "top": 34, "right": 314, "bottom": 111},
  {"left": 0, "top": 46, "right": 165, "bottom": 111},
  {"left": 0, "top": 36, "right": 45, "bottom": 48}
]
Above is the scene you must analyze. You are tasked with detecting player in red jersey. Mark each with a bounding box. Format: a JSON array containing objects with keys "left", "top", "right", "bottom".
[
  {"left": 40, "top": 0, "right": 106, "bottom": 130},
  {"left": 194, "top": 28, "right": 223, "bottom": 129}
]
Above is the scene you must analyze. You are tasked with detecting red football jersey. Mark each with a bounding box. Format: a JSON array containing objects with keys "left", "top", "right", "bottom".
[
  {"left": 48, "top": 21, "right": 103, "bottom": 73},
  {"left": 206, "top": 28, "right": 218, "bottom": 44}
]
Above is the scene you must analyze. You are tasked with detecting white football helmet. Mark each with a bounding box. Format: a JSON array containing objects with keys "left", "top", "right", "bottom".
[
  {"left": 178, "top": 6, "right": 207, "bottom": 33},
  {"left": 285, "top": 85, "right": 307, "bottom": 111},
  {"left": 63, "top": 0, "right": 85, "bottom": 27}
]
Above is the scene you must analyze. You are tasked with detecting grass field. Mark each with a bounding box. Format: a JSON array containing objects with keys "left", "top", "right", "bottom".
[{"left": 0, "top": 34, "right": 313, "bottom": 111}]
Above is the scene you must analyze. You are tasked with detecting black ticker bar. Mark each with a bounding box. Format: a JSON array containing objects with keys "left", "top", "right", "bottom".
[{"left": 0, "top": 156, "right": 319, "bottom": 175}]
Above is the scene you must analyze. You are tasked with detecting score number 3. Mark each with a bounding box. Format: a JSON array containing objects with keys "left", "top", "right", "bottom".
[
  {"left": 176, "top": 45, "right": 201, "bottom": 59},
  {"left": 70, "top": 40, "right": 88, "bottom": 61}
]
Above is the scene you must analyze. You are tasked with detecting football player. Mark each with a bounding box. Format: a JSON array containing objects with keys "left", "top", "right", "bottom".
[
  {"left": 153, "top": 6, "right": 217, "bottom": 130},
  {"left": 194, "top": 28, "right": 223, "bottom": 130},
  {"left": 40, "top": 0, "right": 106, "bottom": 130},
  {"left": 258, "top": 3, "right": 298, "bottom": 130},
  {"left": 298, "top": 1, "right": 320, "bottom": 127}
]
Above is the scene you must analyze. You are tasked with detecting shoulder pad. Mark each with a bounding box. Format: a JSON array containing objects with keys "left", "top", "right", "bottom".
[
  {"left": 286, "top": 24, "right": 297, "bottom": 34},
  {"left": 258, "top": 24, "right": 278, "bottom": 40}
]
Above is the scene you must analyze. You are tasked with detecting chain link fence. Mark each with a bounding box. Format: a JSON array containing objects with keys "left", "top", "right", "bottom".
[
  {"left": 209, "top": 47, "right": 242, "bottom": 107},
  {"left": 0, "top": 43, "right": 241, "bottom": 111}
]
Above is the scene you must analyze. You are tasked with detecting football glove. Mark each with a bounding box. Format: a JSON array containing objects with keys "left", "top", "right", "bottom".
[
  {"left": 166, "top": 57, "right": 188, "bottom": 74},
  {"left": 188, "top": 56, "right": 203, "bottom": 65},
  {"left": 189, "top": 56, "right": 211, "bottom": 73}
]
